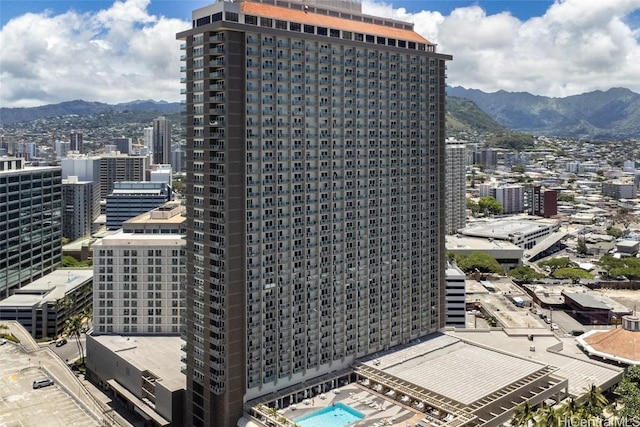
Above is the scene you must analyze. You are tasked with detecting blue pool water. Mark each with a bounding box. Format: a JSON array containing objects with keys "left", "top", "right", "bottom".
[{"left": 295, "top": 402, "right": 365, "bottom": 427}]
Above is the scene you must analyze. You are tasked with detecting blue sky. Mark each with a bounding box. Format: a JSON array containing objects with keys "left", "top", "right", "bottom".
[
  {"left": 0, "top": 0, "right": 557, "bottom": 25},
  {"left": 1, "top": 0, "right": 640, "bottom": 107}
]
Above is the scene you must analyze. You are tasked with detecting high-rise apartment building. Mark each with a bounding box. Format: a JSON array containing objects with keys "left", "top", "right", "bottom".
[
  {"left": 62, "top": 176, "right": 99, "bottom": 241},
  {"left": 0, "top": 158, "right": 62, "bottom": 298},
  {"left": 152, "top": 116, "right": 172, "bottom": 165},
  {"left": 98, "top": 154, "right": 148, "bottom": 198},
  {"left": 114, "top": 137, "right": 132, "bottom": 154},
  {"left": 530, "top": 186, "right": 557, "bottom": 218},
  {"left": 177, "top": 1, "right": 451, "bottom": 425},
  {"left": 445, "top": 139, "right": 466, "bottom": 234},
  {"left": 479, "top": 183, "right": 525, "bottom": 214},
  {"left": 70, "top": 132, "right": 83, "bottom": 153},
  {"left": 61, "top": 154, "right": 148, "bottom": 199},
  {"left": 93, "top": 203, "right": 186, "bottom": 335}
]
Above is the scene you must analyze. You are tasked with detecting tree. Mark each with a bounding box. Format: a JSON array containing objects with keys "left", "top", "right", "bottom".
[
  {"left": 606, "top": 226, "right": 624, "bottom": 239},
  {"left": 466, "top": 198, "right": 480, "bottom": 216},
  {"left": 538, "top": 257, "right": 576, "bottom": 272},
  {"left": 559, "top": 397, "right": 587, "bottom": 421},
  {"left": 454, "top": 252, "right": 504, "bottom": 275},
  {"left": 507, "top": 266, "right": 545, "bottom": 281},
  {"left": 478, "top": 196, "right": 502, "bottom": 216},
  {"left": 614, "top": 367, "right": 640, "bottom": 418},
  {"left": 536, "top": 405, "right": 562, "bottom": 427},
  {"left": 576, "top": 238, "right": 588, "bottom": 255},
  {"left": 64, "top": 314, "right": 86, "bottom": 364},
  {"left": 511, "top": 401, "right": 535, "bottom": 426},
  {"left": 511, "top": 165, "right": 526, "bottom": 174},
  {"left": 551, "top": 268, "right": 593, "bottom": 280},
  {"left": 582, "top": 384, "right": 608, "bottom": 417}
]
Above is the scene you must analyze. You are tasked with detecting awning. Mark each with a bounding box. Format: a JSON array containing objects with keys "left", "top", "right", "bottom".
[{"left": 106, "top": 379, "right": 170, "bottom": 426}]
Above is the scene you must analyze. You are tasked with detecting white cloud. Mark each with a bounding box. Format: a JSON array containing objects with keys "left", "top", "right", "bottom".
[
  {"left": 1, "top": 0, "right": 639, "bottom": 107},
  {"left": 0, "top": 0, "right": 187, "bottom": 107},
  {"left": 364, "top": 0, "right": 640, "bottom": 97}
]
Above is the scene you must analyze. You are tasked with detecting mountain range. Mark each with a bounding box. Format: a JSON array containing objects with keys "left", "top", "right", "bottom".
[
  {"left": 0, "top": 100, "right": 180, "bottom": 125},
  {"left": 447, "top": 86, "right": 640, "bottom": 140},
  {"left": 2, "top": 88, "right": 638, "bottom": 139}
]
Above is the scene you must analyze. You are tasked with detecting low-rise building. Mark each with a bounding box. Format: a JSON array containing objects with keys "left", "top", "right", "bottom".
[
  {"left": 446, "top": 235, "right": 523, "bottom": 271},
  {"left": 0, "top": 269, "right": 92, "bottom": 339},
  {"left": 86, "top": 335, "right": 185, "bottom": 426}
]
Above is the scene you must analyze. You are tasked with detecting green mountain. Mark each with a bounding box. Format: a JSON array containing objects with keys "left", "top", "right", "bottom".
[
  {"left": 448, "top": 86, "right": 640, "bottom": 139},
  {"left": 445, "top": 96, "right": 509, "bottom": 135}
]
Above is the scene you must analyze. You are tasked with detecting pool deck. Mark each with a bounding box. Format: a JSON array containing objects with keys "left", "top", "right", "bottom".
[{"left": 279, "top": 383, "right": 429, "bottom": 427}]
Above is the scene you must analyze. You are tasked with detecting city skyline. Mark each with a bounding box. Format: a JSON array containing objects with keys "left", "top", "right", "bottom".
[{"left": 1, "top": 0, "right": 639, "bottom": 108}]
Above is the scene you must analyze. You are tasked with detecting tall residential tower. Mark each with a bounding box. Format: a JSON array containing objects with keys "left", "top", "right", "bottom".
[
  {"left": 152, "top": 116, "right": 172, "bottom": 165},
  {"left": 177, "top": 1, "right": 451, "bottom": 425}
]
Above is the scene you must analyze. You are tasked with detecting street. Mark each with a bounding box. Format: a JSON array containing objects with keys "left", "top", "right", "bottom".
[{"left": 42, "top": 335, "right": 87, "bottom": 365}]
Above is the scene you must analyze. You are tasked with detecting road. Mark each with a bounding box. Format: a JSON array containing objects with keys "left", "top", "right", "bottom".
[{"left": 42, "top": 335, "right": 87, "bottom": 365}]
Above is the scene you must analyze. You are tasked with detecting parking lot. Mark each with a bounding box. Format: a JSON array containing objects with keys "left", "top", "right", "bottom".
[{"left": 0, "top": 342, "right": 98, "bottom": 426}]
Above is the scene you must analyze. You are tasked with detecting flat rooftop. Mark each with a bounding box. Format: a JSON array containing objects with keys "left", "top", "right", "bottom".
[
  {"left": 446, "top": 235, "right": 522, "bottom": 252},
  {"left": 563, "top": 290, "right": 631, "bottom": 314},
  {"left": 362, "top": 334, "right": 546, "bottom": 406},
  {"left": 95, "top": 231, "right": 185, "bottom": 247},
  {"left": 449, "top": 329, "right": 623, "bottom": 397},
  {"left": 461, "top": 219, "right": 557, "bottom": 240},
  {"left": 90, "top": 335, "right": 185, "bottom": 392},
  {"left": 0, "top": 269, "right": 93, "bottom": 307}
]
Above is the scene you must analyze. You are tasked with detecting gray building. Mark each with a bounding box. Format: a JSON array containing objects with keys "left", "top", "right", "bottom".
[
  {"left": 177, "top": 0, "right": 451, "bottom": 425},
  {"left": 0, "top": 158, "right": 62, "bottom": 298},
  {"left": 86, "top": 335, "right": 185, "bottom": 427},
  {"left": 445, "top": 139, "right": 466, "bottom": 234},
  {"left": 152, "top": 116, "right": 172, "bottom": 165},
  {"left": 0, "top": 269, "right": 92, "bottom": 339},
  {"left": 445, "top": 262, "right": 466, "bottom": 328},
  {"left": 105, "top": 182, "right": 171, "bottom": 230},
  {"left": 62, "top": 176, "right": 99, "bottom": 241},
  {"left": 114, "top": 137, "right": 132, "bottom": 155}
]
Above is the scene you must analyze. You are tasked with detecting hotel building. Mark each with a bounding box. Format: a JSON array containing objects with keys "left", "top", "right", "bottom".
[{"left": 177, "top": 0, "right": 451, "bottom": 425}]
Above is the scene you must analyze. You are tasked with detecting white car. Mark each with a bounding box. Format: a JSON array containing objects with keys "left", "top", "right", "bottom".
[
  {"left": 0, "top": 338, "right": 7, "bottom": 345},
  {"left": 551, "top": 323, "right": 559, "bottom": 330}
]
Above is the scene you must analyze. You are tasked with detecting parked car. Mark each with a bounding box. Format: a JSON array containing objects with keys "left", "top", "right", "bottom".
[
  {"left": 551, "top": 323, "right": 559, "bottom": 330},
  {"left": 55, "top": 338, "right": 67, "bottom": 347},
  {"left": 32, "top": 378, "right": 54, "bottom": 389},
  {"left": 0, "top": 338, "right": 7, "bottom": 345}
]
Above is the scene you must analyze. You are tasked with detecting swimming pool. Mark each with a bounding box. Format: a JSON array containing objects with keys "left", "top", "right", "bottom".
[{"left": 295, "top": 402, "right": 365, "bottom": 427}]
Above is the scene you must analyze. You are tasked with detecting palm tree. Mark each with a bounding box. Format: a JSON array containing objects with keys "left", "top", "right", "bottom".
[
  {"left": 559, "top": 397, "right": 585, "bottom": 424},
  {"left": 64, "top": 314, "right": 85, "bottom": 364},
  {"left": 511, "top": 401, "right": 535, "bottom": 426},
  {"left": 537, "top": 405, "right": 562, "bottom": 427},
  {"left": 582, "top": 384, "right": 608, "bottom": 417}
]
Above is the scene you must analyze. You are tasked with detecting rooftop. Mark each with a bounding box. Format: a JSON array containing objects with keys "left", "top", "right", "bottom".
[
  {"left": 124, "top": 203, "right": 185, "bottom": 225},
  {"left": 239, "top": 1, "right": 430, "bottom": 44},
  {"left": 0, "top": 269, "right": 93, "bottom": 307},
  {"left": 460, "top": 219, "right": 558, "bottom": 240},
  {"left": 90, "top": 335, "right": 185, "bottom": 391},
  {"left": 94, "top": 231, "right": 185, "bottom": 247},
  {"left": 363, "top": 334, "right": 546, "bottom": 406},
  {"left": 445, "top": 235, "right": 522, "bottom": 252},
  {"left": 563, "top": 290, "right": 632, "bottom": 314}
]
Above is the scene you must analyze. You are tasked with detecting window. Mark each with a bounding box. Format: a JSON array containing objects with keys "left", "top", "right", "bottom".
[
  {"left": 245, "top": 15, "right": 257, "bottom": 25},
  {"left": 276, "top": 20, "right": 287, "bottom": 30},
  {"left": 225, "top": 12, "right": 238, "bottom": 22},
  {"left": 290, "top": 22, "right": 301, "bottom": 32},
  {"left": 304, "top": 24, "right": 314, "bottom": 34}
]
